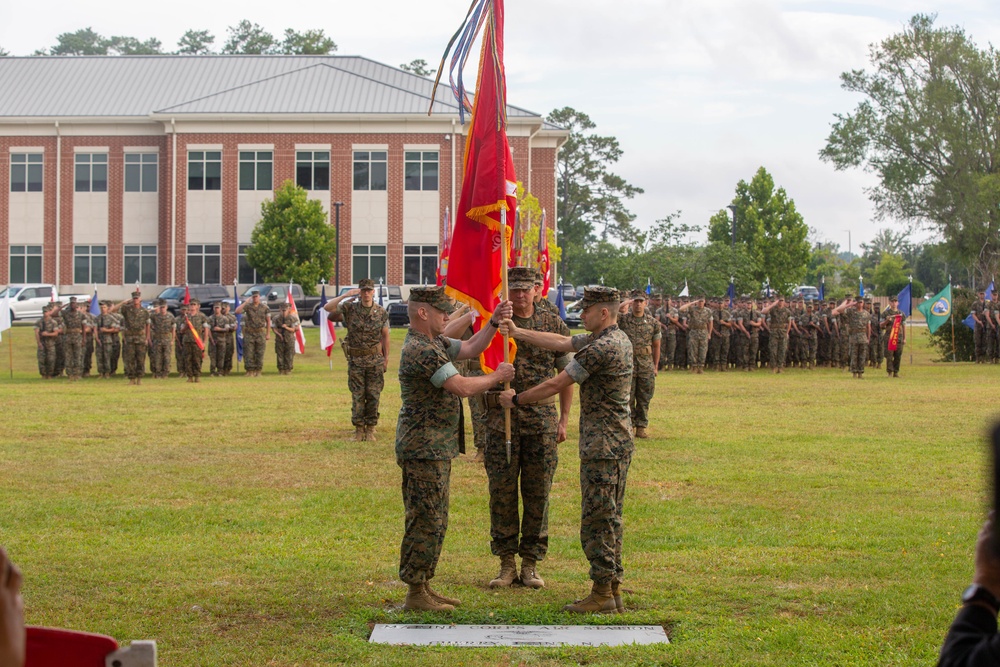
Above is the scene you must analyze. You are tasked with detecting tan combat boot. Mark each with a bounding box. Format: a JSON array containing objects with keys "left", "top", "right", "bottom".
[
  {"left": 489, "top": 554, "right": 518, "bottom": 588},
  {"left": 365, "top": 425, "right": 377, "bottom": 442},
  {"left": 611, "top": 580, "right": 625, "bottom": 613},
  {"left": 354, "top": 426, "right": 365, "bottom": 442},
  {"left": 424, "top": 583, "right": 461, "bottom": 607},
  {"left": 519, "top": 558, "right": 544, "bottom": 589},
  {"left": 635, "top": 427, "right": 649, "bottom": 439},
  {"left": 563, "top": 582, "right": 618, "bottom": 614},
  {"left": 402, "top": 583, "right": 454, "bottom": 612}
]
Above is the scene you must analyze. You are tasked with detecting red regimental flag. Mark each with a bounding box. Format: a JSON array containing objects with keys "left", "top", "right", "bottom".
[
  {"left": 443, "top": 0, "right": 517, "bottom": 373},
  {"left": 185, "top": 316, "right": 205, "bottom": 351},
  {"left": 537, "top": 212, "right": 550, "bottom": 294},
  {"left": 287, "top": 289, "right": 306, "bottom": 354},
  {"left": 182, "top": 284, "right": 191, "bottom": 305},
  {"left": 888, "top": 314, "right": 902, "bottom": 351}
]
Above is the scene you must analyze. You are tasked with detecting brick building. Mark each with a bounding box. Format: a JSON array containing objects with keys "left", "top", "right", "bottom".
[{"left": 0, "top": 55, "right": 566, "bottom": 299}]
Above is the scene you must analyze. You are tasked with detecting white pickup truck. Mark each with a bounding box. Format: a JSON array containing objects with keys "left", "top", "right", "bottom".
[{"left": 0, "top": 284, "right": 90, "bottom": 320}]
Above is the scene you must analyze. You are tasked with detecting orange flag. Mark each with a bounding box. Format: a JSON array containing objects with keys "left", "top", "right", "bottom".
[{"left": 438, "top": 0, "right": 516, "bottom": 373}]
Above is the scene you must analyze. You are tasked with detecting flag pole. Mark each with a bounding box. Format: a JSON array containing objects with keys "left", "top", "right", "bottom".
[
  {"left": 908, "top": 275, "right": 913, "bottom": 366},
  {"left": 7, "top": 332, "right": 11, "bottom": 380},
  {"left": 950, "top": 275, "right": 956, "bottom": 363},
  {"left": 501, "top": 215, "right": 512, "bottom": 465}
]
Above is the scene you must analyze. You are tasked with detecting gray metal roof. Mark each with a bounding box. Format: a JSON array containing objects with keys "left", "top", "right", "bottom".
[{"left": 0, "top": 55, "right": 550, "bottom": 121}]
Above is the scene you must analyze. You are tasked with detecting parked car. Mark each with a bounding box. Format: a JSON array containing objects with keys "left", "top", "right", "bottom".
[
  {"left": 387, "top": 300, "right": 410, "bottom": 327},
  {"left": 152, "top": 285, "right": 231, "bottom": 316},
  {"left": 1, "top": 284, "right": 89, "bottom": 320},
  {"left": 791, "top": 285, "right": 820, "bottom": 301},
  {"left": 563, "top": 300, "right": 583, "bottom": 328},
  {"left": 310, "top": 284, "right": 405, "bottom": 325},
  {"left": 241, "top": 284, "right": 327, "bottom": 321}
]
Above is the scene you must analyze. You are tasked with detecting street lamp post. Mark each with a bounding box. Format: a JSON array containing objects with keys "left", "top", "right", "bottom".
[
  {"left": 726, "top": 205, "right": 737, "bottom": 248},
  {"left": 333, "top": 201, "right": 344, "bottom": 295}
]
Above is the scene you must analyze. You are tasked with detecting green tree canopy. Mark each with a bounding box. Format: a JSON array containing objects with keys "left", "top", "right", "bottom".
[
  {"left": 820, "top": 14, "right": 1000, "bottom": 283},
  {"left": 0, "top": 47, "right": 9, "bottom": 57},
  {"left": 176, "top": 30, "right": 215, "bottom": 55},
  {"left": 107, "top": 36, "right": 162, "bottom": 55},
  {"left": 708, "top": 167, "right": 810, "bottom": 294},
  {"left": 281, "top": 29, "right": 336, "bottom": 55},
  {"left": 222, "top": 21, "right": 279, "bottom": 55},
  {"left": 49, "top": 28, "right": 109, "bottom": 55},
  {"left": 246, "top": 181, "right": 336, "bottom": 294},
  {"left": 400, "top": 59, "right": 435, "bottom": 77},
  {"left": 547, "top": 107, "right": 643, "bottom": 284}
]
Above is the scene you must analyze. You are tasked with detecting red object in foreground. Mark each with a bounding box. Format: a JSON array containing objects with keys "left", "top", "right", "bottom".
[{"left": 27, "top": 626, "right": 118, "bottom": 666}]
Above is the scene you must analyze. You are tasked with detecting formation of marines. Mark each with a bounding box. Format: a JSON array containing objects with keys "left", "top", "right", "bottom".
[
  {"left": 649, "top": 292, "right": 907, "bottom": 378},
  {"left": 970, "top": 290, "right": 1000, "bottom": 364}
]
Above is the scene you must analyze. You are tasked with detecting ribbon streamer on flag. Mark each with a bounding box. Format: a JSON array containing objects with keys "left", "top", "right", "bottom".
[
  {"left": 536, "top": 210, "right": 550, "bottom": 294},
  {"left": 430, "top": 0, "right": 517, "bottom": 373},
  {"left": 287, "top": 286, "right": 306, "bottom": 354},
  {"left": 887, "top": 314, "right": 902, "bottom": 351},
  {"left": 185, "top": 316, "right": 205, "bottom": 351},
  {"left": 436, "top": 207, "right": 451, "bottom": 286}
]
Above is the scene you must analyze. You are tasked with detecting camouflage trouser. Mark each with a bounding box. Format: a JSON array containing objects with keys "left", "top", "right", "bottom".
[
  {"left": 732, "top": 333, "right": 748, "bottom": 369},
  {"left": 244, "top": 332, "right": 266, "bottom": 371},
  {"left": 788, "top": 334, "right": 799, "bottom": 365},
  {"left": 868, "top": 332, "right": 880, "bottom": 366},
  {"left": 185, "top": 341, "right": 204, "bottom": 378},
  {"left": 175, "top": 338, "right": 187, "bottom": 376},
  {"left": 580, "top": 454, "right": 631, "bottom": 585},
  {"left": 804, "top": 334, "right": 817, "bottom": 366},
  {"left": 38, "top": 341, "right": 57, "bottom": 377},
  {"left": 96, "top": 335, "right": 119, "bottom": 375},
  {"left": 885, "top": 339, "right": 904, "bottom": 374},
  {"left": 748, "top": 334, "right": 759, "bottom": 368},
  {"left": 485, "top": 430, "right": 557, "bottom": 560},
  {"left": 150, "top": 338, "right": 171, "bottom": 377},
  {"left": 459, "top": 361, "right": 487, "bottom": 451},
  {"left": 676, "top": 332, "right": 688, "bottom": 369},
  {"left": 769, "top": 333, "right": 788, "bottom": 369},
  {"left": 274, "top": 336, "right": 295, "bottom": 372},
  {"left": 630, "top": 374, "right": 656, "bottom": 428},
  {"left": 123, "top": 338, "right": 147, "bottom": 380},
  {"left": 83, "top": 336, "right": 94, "bottom": 375},
  {"left": 707, "top": 335, "right": 720, "bottom": 367},
  {"left": 64, "top": 334, "right": 84, "bottom": 378},
  {"left": 398, "top": 458, "right": 451, "bottom": 585},
  {"left": 348, "top": 362, "right": 385, "bottom": 426},
  {"left": 223, "top": 334, "right": 235, "bottom": 373},
  {"left": 987, "top": 327, "right": 998, "bottom": 362},
  {"left": 849, "top": 335, "right": 868, "bottom": 374},
  {"left": 975, "top": 325, "right": 986, "bottom": 362},
  {"left": 840, "top": 331, "right": 851, "bottom": 367},
  {"left": 662, "top": 333, "right": 676, "bottom": 369},
  {"left": 53, "top": 338, "right": 64, "bottom": 376},
  {"left": 688, "top": 330, "right": 708, "bottom": 369},
  {"left": 717, "top": 334, "right": 730, "bottom": 370},
  {"left": 208, "top": 338, "right": 216, "bottom": 374},
  {"left": 212, "top": 334, "right": 229, "bottom": 374}
]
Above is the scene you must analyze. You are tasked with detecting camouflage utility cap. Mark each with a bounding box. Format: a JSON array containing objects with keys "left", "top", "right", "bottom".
[
  {"left": 410, "top": 286, "right": 456, "bottom": 313},
  {"left": 131, "top": 290, "right": 141, "bottom": 298},
  {"left": 358, "top": 278, "right": 375, "bottom": 290},
  {"left": 631, "top": 290, "right": 647, "bottom": 301},
  {"left": 534, "top": 270, "right": 544, "bottom": 286},
  {"left": 580, "top": 286, "right": 620, "bottom": 309},
  {"left": 508, "top": 267, "right": 535, "bottom": 290}
]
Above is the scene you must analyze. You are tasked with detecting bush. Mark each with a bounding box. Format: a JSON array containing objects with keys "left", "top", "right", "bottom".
[{"left": 926, "top": 287, "right": 974, "bottom": 361}]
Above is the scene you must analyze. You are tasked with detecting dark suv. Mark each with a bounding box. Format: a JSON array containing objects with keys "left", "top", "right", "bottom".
[{"left": 151, "top": 285, "right": 231, "bottom": 316}]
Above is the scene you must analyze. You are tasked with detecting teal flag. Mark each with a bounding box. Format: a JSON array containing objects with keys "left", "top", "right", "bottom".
[{"left": 917, "top": 284, "right": 952, "bottom": 334}]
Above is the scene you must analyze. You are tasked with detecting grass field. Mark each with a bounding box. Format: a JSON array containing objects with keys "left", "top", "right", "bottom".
[{"left": 0, "top": 323, "right": 995, "bottom": 665}]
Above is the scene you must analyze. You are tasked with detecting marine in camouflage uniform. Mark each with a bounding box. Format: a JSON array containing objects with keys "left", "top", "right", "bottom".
[
  {"left": 207, "top": 302, "right": 223, "bottom": 376},
  {"left": 972, "top": 292, "right": 988, "bottom": 363},
  {"left": 95, "top": 301, "right": 121, "bottom": 378},
  {"left": 208, "top": 303, "right": 229, "bottom": 376},
  {"left": 680, "top": 297, "right": 713, "bottom": 374},
  {"left": 326, "top": 278, "right": 389, "bottom": 441},
  {"left": 479, "top": 267, "right": 572, "bottom": 590},
  {"left": 271, "top": 303, "right": 300, "bottom": 374},
  {"left": 35, "top": 304, "right": 61, "bottom": 378},
  {"left": 173, "top": 304, "right": 189, "bottom": 378},
  {"left": 731, "top": 298, "right": 750, "bottom": 370},
  {"left": 746, "top": 300, "right": 763, "bottom": 370},
  {"left": 500, "top": 285, "right": 634, "bottom": 614},
  {"left": 60, "top": 298, "right": 86, "bottom": 380},
  {"left": 867, "top": 298, "right": 883, "bottom": 368},
  {"left": 833, "top": 296, "right": 871, "bottom": 378},
  {"left": 51, "top": 303, "right": 66, "bottom": 377},
  {"left": 148, "top": 300, "right": 174, "bottom": 378},
  {"left": 182, "top": 299, "right": 211, "bottom": 382},
  {"left": 715, "top": 299, "right": 732, "bottom": 371},
  {"left": 618, "top": 289, "right": 660, "bottom": 438},
  {"left": 395, "top": 285, "right": 513, "bottom": 612},
  {"left": 881, "top": 294, "right": 907, "bottom": 377},
  {"left": 762, "top": 295, "right": 792, "bottom": 373},
  {"left": 222, "top": 302, "right": 237, "bottom": 375},
  {"left": 113, "top": 290, "right": 150, "bottom": 384},
  {"left": 987, "top": 293, "right": 1000, "bottom": 364},
  {"left": 532, "top": 271, "right": 560, "bottom": 317},
  {"left": 82, "top": 306, "right": 96, "bottom": 377},
  {"left": 236, "top": 290, "right": 271, "bottom": 375},
  {"left": 656, "top": 296, "right": 680, "bottom": 371}
]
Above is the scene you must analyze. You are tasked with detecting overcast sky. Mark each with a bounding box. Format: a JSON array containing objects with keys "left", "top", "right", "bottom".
[{"left": 2, "top": 0, "right": 999, "bottom": 252}]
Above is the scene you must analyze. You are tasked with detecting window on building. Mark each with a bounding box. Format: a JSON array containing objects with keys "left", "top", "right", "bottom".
[
  {"left": 125, "top": 153, "right": 158, "bottom": 192},
  {"left": 404, "top": 151, "right": 439, "bottom": 191},
  {"left": 74, "top": 154, "right": 108, "bottom": 193},
  {"left": 9, "top": 245, "right": 42, "bottom": 283},
  {"left": 239, "top": 151, "right": 273, "bottom": 191},
  {"left": 296, "top": 151, "right": 330, "bottom": 191},
  {"left": 124, "top": 245, "right": 157, "bottom": 284},
  {"left": 73, "top": 245, "right": 107, "bottom": 284},
  {"left": 10, "top": 154, "right": 43, "bottom": 192},
  {"left": 353, "top": 151, "right": 387, "bottom": 191},
  {"left": 403, "top": 245, "right": 438, "bottom": 285},
  {"left": 238, "top": 245, "right": 260, "bottom": 284},
  {"left": 186, "top": 245, "right": 221, "bottom": 285},
  {"left": 352, "top": 245, "right": 387, "bottom": 284},
  {"left": 188, "top": 151, "right": 222, "bottom": 191}
]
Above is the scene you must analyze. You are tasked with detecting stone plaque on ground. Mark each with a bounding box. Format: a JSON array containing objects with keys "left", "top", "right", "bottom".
[{"left": 369, "top": 624, "right": 669, "bottom": 647}]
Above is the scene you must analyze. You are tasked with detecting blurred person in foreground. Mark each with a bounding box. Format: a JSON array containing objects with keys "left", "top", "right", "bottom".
[{"left": 0, "top": 548, "right": 24, "bottom": 667}]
